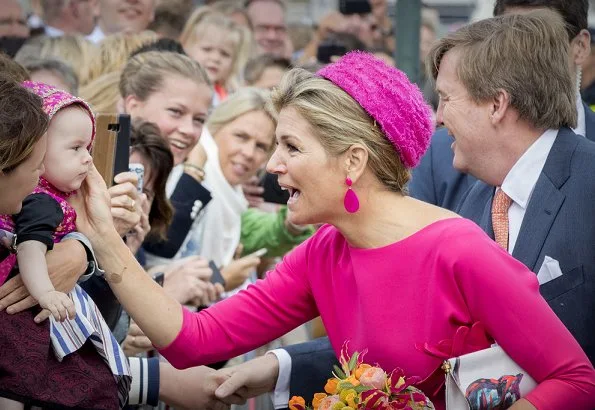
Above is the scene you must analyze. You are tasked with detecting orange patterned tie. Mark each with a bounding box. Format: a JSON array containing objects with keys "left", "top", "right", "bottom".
[{"left": 492, "top": 189, "right": 512, "bottom": 250}]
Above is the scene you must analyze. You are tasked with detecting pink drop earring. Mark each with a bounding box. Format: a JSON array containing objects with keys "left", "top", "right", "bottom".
[{"left": 343, "top": 177, "right": 360, "bottom": 213}]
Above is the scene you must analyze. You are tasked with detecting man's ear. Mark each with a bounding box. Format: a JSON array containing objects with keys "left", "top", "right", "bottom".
[
  {"left": 572, "top": 29, "right": 591, "bottom": 67},
  {"left": 343, "top": 144, "right": 368, "bottom": 183},
  {"left": 490, "top": 89, "right": 510, "bottom": 125}
]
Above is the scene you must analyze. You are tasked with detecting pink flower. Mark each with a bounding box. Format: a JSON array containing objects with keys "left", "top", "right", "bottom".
[
  {"left": 318, "top": 395, "right": 342, "bottom": 410},
  {"left": 359, "top": 367, "right": 387, "bottom": 389}
]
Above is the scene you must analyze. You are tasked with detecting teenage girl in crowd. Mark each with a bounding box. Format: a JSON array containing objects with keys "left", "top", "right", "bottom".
[{"left": 119, "top": 50, "right": 312, "bottom": 293}]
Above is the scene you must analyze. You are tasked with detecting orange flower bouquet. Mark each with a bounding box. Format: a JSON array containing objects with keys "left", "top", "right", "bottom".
[{"left": 288, "top": 344, "right": 434, "bottom": 410}]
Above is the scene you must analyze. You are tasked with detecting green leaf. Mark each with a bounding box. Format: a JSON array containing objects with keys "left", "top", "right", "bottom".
[
  {"left": 348, "top": 352, "right": 359, "bottom": 371},
  {"left": 333, "top": 365, "right": 346, "bottom": 379},
  {"left": 354, "top": 385, "right": 374, "bottom": 394},
  {"left": 338, "top": 382, "right": 356, "bottom": 390}
]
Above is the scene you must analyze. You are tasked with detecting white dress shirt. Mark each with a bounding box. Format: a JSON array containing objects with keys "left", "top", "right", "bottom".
[
  {"left": 499, "top": 129, "right": 557, "bottom": 253},
  {"left": 573, "top": 94, "right": 586, "bottom": 138}
]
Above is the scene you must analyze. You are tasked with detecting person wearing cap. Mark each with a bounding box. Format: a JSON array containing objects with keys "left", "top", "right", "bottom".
[{"left": 67, "top": 51, "right": 595, "bottom": 410}]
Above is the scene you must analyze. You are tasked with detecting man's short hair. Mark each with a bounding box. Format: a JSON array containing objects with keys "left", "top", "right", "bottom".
[
  {"left": 493, "top": 0, "right": 588, "bottom": 40},
  {"left": 428, "top": 9, "right": 577, "bottom": 131}
]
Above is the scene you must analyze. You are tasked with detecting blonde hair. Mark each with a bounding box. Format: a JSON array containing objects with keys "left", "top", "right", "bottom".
[
  {"left": 207, "top": 87, "right": 277, "bottom": 150},
  {"left": 272, "top": 69, "right": 410, "bottom": 192},
  {"left": 80, "top": 71, "right": 121, "bottom": 113},
  {"left": 119, "top": 51, "right": 211, "bottom": 101},
  {"left": 15, "top": 35, "right": 98, "bottom": 88},
  {"left": 428, "top": 9, "right": 576, "bottom": 130},
  {"left": 87, "top": 31, "right": 159, "bottom": 84},
  {"left": 180, "top": 8, "right": 251, "bottom": 90}
]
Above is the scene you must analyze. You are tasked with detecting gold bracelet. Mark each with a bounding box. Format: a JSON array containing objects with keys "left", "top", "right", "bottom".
[{"left": 183, "top": 163, "right": 205, "bottom": 182}]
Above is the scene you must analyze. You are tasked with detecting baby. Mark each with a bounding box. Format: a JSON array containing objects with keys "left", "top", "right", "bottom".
[{"left": 0, "top": 83, "right": 95, "bottom": 321}]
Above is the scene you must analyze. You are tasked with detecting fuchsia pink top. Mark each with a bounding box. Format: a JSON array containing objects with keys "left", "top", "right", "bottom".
[{"left": 159, "top": 218, "right": 595, "bottom": 409}]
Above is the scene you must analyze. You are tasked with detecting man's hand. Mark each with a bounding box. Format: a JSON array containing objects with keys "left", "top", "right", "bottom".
[
  {"left": 109, "top": 172, "right": 141, "bottom": 236},
  {"left": 214, "top": 353, "right": 280, "bottom": 404},
  {"left": 159, "top": 362, "right": 243, "bottom": 410},
  {"left": 0, "top": 239, "right": 86, "bottom": 314}
]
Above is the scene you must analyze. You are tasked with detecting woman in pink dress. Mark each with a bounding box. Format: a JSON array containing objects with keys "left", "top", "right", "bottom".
[{"left": 70, "top": 19, "right": 595, "bottom": 410}]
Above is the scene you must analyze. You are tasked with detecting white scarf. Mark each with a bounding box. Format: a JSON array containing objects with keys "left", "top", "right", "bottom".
[{"left": 157, "top": 127, "right": 247, "bottom": 268}]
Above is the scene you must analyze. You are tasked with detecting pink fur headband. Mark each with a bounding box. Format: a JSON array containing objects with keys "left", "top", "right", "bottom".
[
  {"left": 22, "top": 81, "right": 96, "bottom": 147},
  {"left": 317, "top": 51, "right": 434, "bottom": 168}
]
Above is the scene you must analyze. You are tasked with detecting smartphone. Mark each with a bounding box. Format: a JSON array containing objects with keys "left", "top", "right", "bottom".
[
  {"left": 317, "top": 42, "right": 348, "bottom": 64},
  {"left": 260, "top": 173, "right": 290, "bottom": 205},
  {"left": 248, "top": 248, "right": 268, "bottom": 258},
  {"left": 112, "top": 114, "right": 131, "bottom": 182},
  {"left": 209, "top": 260, "right": 226, "bottom": 287},
  {"left": 129, "top": 163, "right": 145, "bottom": 193},
  {"left": 339, "top": 0, "right": 371, "bottom": 15}
]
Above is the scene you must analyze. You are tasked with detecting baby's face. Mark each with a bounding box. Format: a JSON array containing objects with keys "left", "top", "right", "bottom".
[{"left": 43, "top": 106, "right": 93, "bottom": 192}]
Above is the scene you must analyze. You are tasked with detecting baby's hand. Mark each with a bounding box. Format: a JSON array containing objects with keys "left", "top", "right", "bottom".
[{"left": 37, "top": 291, "right": 76, "bottom": 322}]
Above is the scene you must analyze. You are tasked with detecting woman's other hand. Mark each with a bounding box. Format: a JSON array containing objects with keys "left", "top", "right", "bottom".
[
  {"left": 221, "top": 255, "right": 261, "bottom": 291},
  {"left": 110, "top": 172, "right": 142, "bottom": 236},
  {"left": 122, "top": 321, "right": 154, "bottom": 356},
  {"left": 0, "top": 239, "right": 86, "bottom": 314}
]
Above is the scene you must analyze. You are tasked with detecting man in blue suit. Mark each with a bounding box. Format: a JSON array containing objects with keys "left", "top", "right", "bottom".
[
  {"left": 212, "top": 2, "right": 595, "bottom": 407},
  {"left": 409, "top": 0, "right": 595, "bottom": 211}
]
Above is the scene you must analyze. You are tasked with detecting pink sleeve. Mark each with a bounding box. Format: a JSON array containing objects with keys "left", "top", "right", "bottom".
[
  {"left": 157, "top": 236, "right": 319, "bottom": 369},
  {"left": 451, "top": 229, "right": 595, "bottom": 409}
]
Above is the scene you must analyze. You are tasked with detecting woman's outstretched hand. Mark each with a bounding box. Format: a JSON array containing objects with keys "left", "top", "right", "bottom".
[{"left": 69, "top": 164, "right": 116, "bottom": 244}]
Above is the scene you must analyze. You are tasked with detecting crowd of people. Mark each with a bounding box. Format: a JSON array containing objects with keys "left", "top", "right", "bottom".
[{"left": 0, "top": 0, "right": 594, "bottom": 409}]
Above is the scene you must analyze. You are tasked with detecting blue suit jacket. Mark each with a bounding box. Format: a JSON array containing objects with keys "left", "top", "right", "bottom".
[
  {"left": 283, "top": 106, "right": 595, "bottom": 400},
  {"left": 457, "top": 127, "right": 595, "bottom": 364}
]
